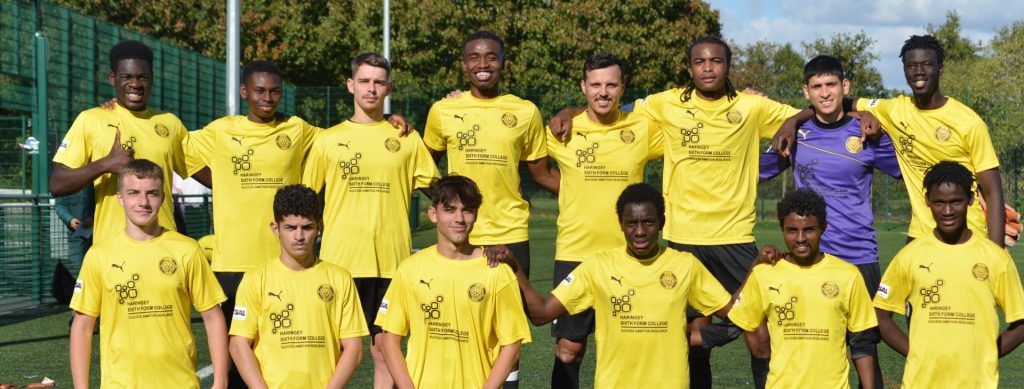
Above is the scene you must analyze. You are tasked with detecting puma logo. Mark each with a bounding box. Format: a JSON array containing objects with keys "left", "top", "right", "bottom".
[
  {"left": 231, "top": 136, "right": 244, "bottom": 146},
  {"left": 919, "top": 263, "right": 933, "bottom": 273},
  {"left": 576, "top": 132, "right": 589, "bottom": 141},
  {"left": 111, "top": 262, "right": 126, "bottom": 271},
  {"left": 268, "top": 290, "right": 283, "bottom": 301},
  {"left": 337, "top": 141, "right": 350, "bottom": 149},
  {"left": 768, "top": 285, "right": 781, "bottom": 294},
  {"left": 419, "top": 279, "right": 433, "bottom": 289},
  {"left": 797, "top": 129, "right": 810, "bottom": 140},
  {"left": 685, "top": 109, "right": 696, "bottom": 118},
  {"left": 611, "top": 276, "right": 623, "bottom": 287},
  {"left": 454, "top": 113, "right": 466, "bottom": 122}
]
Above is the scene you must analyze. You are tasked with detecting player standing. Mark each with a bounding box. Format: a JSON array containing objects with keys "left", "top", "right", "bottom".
[{"left": 302, "top": 52, "right": 439, "bottom": 389}]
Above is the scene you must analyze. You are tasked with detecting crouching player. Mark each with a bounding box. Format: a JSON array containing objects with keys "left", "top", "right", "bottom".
[
  {"left": 509, "top": 183, "right": 733, "bottom": 388},
  {"left": 229, "top": 184, "right": 368, "bottom": 388},
  {"left": 874, "top": 161, "right": 1024, "bottom": 388},
  {"left": 375, "top": 175, "right": 531, "bottom": 388},
  {"left": 70, "top": 159, "right": 229, "bottom": 388},
  {"left": 729, "top": 189, "right": 878, "bottom": 388}
]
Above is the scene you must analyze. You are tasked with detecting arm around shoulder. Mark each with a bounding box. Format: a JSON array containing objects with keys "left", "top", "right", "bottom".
[{"left": 200, "top": 307, "right": 230, "bottom": 389}]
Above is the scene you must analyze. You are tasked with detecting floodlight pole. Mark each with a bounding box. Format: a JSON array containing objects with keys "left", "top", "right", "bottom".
[
  {"left": 227, "top": 0, "right": 240, "bottom": 116},
  {"left": 383, "top": 0, "right": 391, "bottom": 114}
]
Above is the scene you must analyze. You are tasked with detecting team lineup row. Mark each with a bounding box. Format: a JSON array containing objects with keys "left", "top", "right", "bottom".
[{"left": 56, "top": 29, "right": 1023, "bottom": 389}]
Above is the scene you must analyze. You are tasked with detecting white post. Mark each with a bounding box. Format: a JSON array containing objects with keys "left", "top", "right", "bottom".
[
  {"left": 383, "top": 0, "right": 391, "bottom": 114},
  {"left": 227, "top": 0, "right": 240, "bottom": 116}
]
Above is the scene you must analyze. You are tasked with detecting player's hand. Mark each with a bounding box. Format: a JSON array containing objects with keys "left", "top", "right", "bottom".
[
  {"left": 484, "top": 245, "right": 517, "bottom": 271},
  {"left": 772, "top": 120, "right": 797, "bottom": 158},
  {"left": 549, "top": 109, "right": 576, "bottom": 142},
  {"left": 386, "top": 114, "right": 415, "bottom": 137},
  {"left": 102, "top": 129, "right": 134, "bottom": 173},
  {"left": 100, "top": 98, "right": 117, "bottom": 110},
  {"left": 69, "top": 217, "right": 81, "bottom": 230},
  {"left": 445, "top": 90, "right": 463, "bottom": 99},
  {"left": 858, "top": 111, "right": 882, "bottom": 141},
  {"left": 741, "top": 87, "right": 765, "bottom": 97},
  {"left": 754, "top": 245, "right": 784, "bottom": 266}
]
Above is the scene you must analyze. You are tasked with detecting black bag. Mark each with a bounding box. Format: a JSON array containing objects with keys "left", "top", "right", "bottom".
[{"left": 51, "top": 261, "right": 76, "bottom": 305}]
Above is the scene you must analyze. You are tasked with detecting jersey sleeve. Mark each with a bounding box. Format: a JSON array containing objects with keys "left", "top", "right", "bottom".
[
  {"left": 646, "top": 117, "right": 666, "bottom": 160},
  {"left": 872, "top": 132, "right": 902, "bottom": 179},
  {"left": 492, "top": 273, "right": 532, "bottom": 346},
  {"left": 69, "top": 250, "right": 103, "bottom": 317},
  {"left": 335, "top": 272, "right": 371, "bottom": 339},
  {"left": 688, "top": 259, "right": 731, "bottom": 316},
  {"left": 550, "top": 261, "right": 595, "bottom": 315},
  {"left": 846, "top": 272, "right": 879, "bottom": 332},
  {"left": 301, "top": 138, "right": 328, "bottom": 192},
  {"left": 522, "top": 106, "right": 548, "bottom": 161},
  {"left": 727, "top": 270, "right": 765, "bottom": 332},
  {"left": 873, "top": 252, "right": 911, "bottom": 314},
  {"left": 965, "top": 120, "right": 1000, "bottom": 172},
  {"left": 53, "top": 112, "right": 94, "bottom": 168},
  {"left": 374, "top": 271, "right": 410, "bottom": 336},
  {"left": 756, "top": 97, "right": 800, "bottom": 139},
  {"left": 410, "top": 134, "right": 441, "bottom": 190},
  {"left": 183, "top": 127, "right": 215, "bottom": 176},
  {"left": 994, "top": 253, "right": 1024, "bottom": 323},
  {"left": 423, "top": 104, "right": 446, "bottom": 152},
  {"left": 229, "top": 271, "right": 261, "bottom": 338},
  {"left": 856, "top": 98, "right": 897, "bottom": 138},
  {"left": 185, "top": 245, "right": 227, "bottom": 311},
  {"left": 758, "top": 147, "right": 789, "bottom": 181},
  {"left": 168, "top": 119, "right": 189, "bottom": 177}
]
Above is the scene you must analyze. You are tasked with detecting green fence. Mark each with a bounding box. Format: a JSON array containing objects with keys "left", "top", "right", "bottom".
[{"left": 0, "top": 115, "right": 28, "bottom": 191}]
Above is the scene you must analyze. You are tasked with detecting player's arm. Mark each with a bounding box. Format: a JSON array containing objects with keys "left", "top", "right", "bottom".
[
  {"left": 229, "top": 336, "right": 269, "bottom": 389},
  {"left": 380, "top": 331, "right": 415, "bottom": 389},
  {"left": 874, "top": 308, "right": 909, "bottom": 357},
  {"left": 978, "top": 168, "right": 1007, "bottom": 247},
  {"left": 770, "top": 108, "right": 815, "bottom": 159},
  {"left": 852, "top": 354, "right": 877, "bottom": 389},
  {"left": 548, "top": 107, "right": 586, "bottom": 142},
  {"left": 200, "top": 306, "right": 229, "bottom": 389},
  {"left": 998, "top": 320, "right": 1024, "bottom": 357},
  {"left": 191, "top": 166, "right": 213, "bottom": 189},
  {"left": 513, "top": 267, "right": 568, "bottom": 325},
  {"left": 326, "top": 337, "right": 364, "bottom": 389},
  {"left": 50, "top": 129, "right": 134, "bottom": 196},
  {"left": 69, "top": 312, "right": 97, "bottom": 389},
  {"left": 483, "top": 341, "right": 522, "bottom": 389},
  {"left": 525, "top": 157, "right": 560, "bottom": 195}
]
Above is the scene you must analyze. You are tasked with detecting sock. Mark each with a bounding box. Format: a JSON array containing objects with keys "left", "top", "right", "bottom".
[
  {"left": 751, "top": 356, "right": 770, "bottom": 389},
  {"left": 551, "top": 357, "right": 582, "bottom": 389},
  {"left": 689, "top": 349, "right": 712, "bottom": 389},
  {"left": 504, "top": 370, "right": 519, "bottom": 389}
]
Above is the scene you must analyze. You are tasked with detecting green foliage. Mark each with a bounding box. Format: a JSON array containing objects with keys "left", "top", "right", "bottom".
[
  {"left": 731, "top": 41, "right": 806, "bottom": 107},
  {"left": 927, "top": 10, "right": 981, "bottom": 62}
]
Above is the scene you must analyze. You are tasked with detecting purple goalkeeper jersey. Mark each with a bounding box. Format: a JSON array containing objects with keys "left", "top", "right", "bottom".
[{"left": 760, "top": 115, "right": 902, "bottom": 265}]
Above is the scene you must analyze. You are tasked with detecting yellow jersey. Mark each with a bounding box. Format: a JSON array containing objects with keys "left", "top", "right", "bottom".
[
  {"left": 728, "top": 254, "right": 877, "bottom": 388},
  {"left": 302, "top": 120, "right": 439, "bottom": 278},
  {"left": 375, "top": 246, "right": 532, "bottom": 388},
  {"left": 551, "top": 246, "right": 731, "bottom": 388},
  {"left": 858, "top": 96, "right": 998, "bottom": 238},
  {"left": 424, "top": 94, "right": 547, "bottom": 245},
  {"left": 183, "top": 115, "right": 319, "bottom": 272},
  {"left": 70, "top": 230, "right": 225, "bottom": 388},
  {"left": 634, "top": 91, "right": 797, "bottom": 244},
  {"left": 547, "top": 111, "right": 664, "bottom": 261},
  {"left": 53, "top": 103, "right": 188, "bottom": 243},
  {"left": 229, "top": 259, "right": 369, "bottom": 388},
  {"left": 874, "top": 232, "right": 1024, "bottom": 389}
]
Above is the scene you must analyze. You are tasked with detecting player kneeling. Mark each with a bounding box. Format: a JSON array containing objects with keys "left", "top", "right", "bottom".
[{"left": 229, "top": 184, "right": 368, "bottom": 388}]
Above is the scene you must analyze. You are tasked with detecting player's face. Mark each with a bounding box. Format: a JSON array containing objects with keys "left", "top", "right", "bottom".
[
  {"left": 689, "top": 43, "right": 729, "bottom": 93},
  {"left": 462, "top": 38, "right": 504, "bottom": 94},
  {"left": 347, "top": 64, "right": 391, "bottom": 112},
  {"left": 271, "top": 215, "right": 319, "bottom": 261},
  {"left": 241, "top": 72, "right": 283, "bottom": 121},
  {"left": 902, "top": 48, "right": 943, "bottom": 99},
  {"left": 781, "top": 213, "right": 824, "bottom": 263},
  {"left": 803, "top": 74, "right": 849, "bottom": 118},
  {"left": 117, "top": 175, "right": 163, "bottom": 228},
  {"left": 619, "top": 202, "right": 662, "bottom": 259},
  {"left": 109, "top": 59, "right": 153, "bottom": 111},
  {"left": 926, "top": 182, "right": 971, "bottom": 240},
  {"left": 428, "top": 199, "right": 477, "bottom": 245},
  {"left": 581, "top": 65, "right": 624, "bottom": 117}
]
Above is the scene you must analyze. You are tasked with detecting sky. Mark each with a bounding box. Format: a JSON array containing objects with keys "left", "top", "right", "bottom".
[{"left": 706, "top": 0, "right": 1023, "bottom": 90}]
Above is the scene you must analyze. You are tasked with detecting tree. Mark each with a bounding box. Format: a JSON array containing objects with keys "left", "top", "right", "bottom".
[
  {"left": 927, "top": 10, "right": 980, "bottom": 62},
  {"left": 730, "top": 41, "right": 805, "bottom": 107},
  {"left": 802, "top": 31, "right": 886, "bottom": 98}
]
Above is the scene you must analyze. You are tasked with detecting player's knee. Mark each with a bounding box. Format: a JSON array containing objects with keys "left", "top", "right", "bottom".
[{"left": 555, "top": 338, "right": 586, "bottom": 363}]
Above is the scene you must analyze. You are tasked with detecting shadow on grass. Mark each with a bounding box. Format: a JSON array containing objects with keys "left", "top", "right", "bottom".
[{"left": 0, "top": 304, "right": 69, "bottom": 327}]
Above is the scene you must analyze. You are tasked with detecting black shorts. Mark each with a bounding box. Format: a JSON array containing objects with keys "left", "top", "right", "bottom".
[
  {"left": 856, "top": 262, "right": 882, "bottom": 298},
  {"left": 669, "top": 242, "right": 756, "bottom": 348},
  {"left": 504, "top": 241, "right": 531, "bottom": 279},
  {"left": 550, "top": 260, "right": 595, "bottom": 340},
  {"left": 215, "top": 271, "right": 245, "bottom": 328},
  {"left": 354, "top": 277, "right": 392, "bottom": 334}
]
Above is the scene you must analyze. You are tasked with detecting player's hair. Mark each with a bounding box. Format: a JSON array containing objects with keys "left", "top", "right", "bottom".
[
  {"left": 776, "top": 188, "right": 827, "bottom": 227},
  {"left": 923, "top": 161, "right": 974, "bottom": 198},
  {"left": 273, "top": 184, "right": 322, "bottom": 222},
  {"left": 118, "top": 159, "right": 164, "bottom": 189},
  {"left": 583, "top": 52, "right": 628, "bottom": 83},
  {"left": 428, "top": 175, "right": 483, "bottom": 211},
  {"left": 463, "top": 30, "right": 505, "bottom": 61},
  {"left": 681, "top": 36, "right": 738, "bottom": 103},
  {"left": 900, "top": 35, "right": 945, "bottom": 66},
  {"left": 803, "top": 55, "right": 845, "bottom": 82},
  {"left": 615, "top": 183, "right": 665, "bottom": 227},
  {"left": 351, "top": 52, "right": 391, "bottom": 79},
  {"left": 109, "top": 40, "right": 153, "bottom": 72},
  {"left": 242, "top": 60, "right": 282, "bottom": 85}
]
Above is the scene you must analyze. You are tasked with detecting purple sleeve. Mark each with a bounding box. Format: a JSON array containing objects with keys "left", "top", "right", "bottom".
[
  {"left": 872, "top": 132, "right": 902, "bottom": 179},
  {"left": 759, "top": 147, "right": 790, "bottom": 181}
]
